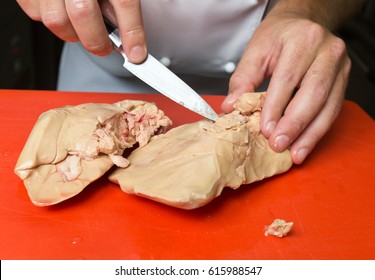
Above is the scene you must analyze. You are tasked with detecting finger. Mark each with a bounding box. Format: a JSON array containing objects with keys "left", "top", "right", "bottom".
[
  {"left": 39, "top": 0, "right": 78, "bottom": 42},
  {"left": 16, "top": 0, "right": 42, "bottom": 21},
  {"left": 109, "top": 0, "right": 147, "bottom": 63},
  {"left": 289, "top": 58, "right": 350, "bottom": 164},
  {"left": 100, "top": 0, "right": 117, "bottom": 24},
  {"left": 260, "top": 29, "right": 324, "bottom": 138},
  {"left": 267, "top": 36, "right": 348, "bottom": 154},
  {"left": 65, "top": 0, "right": 112, "bottom": 56},
  {"left": 221, "top": 36, "right": 274, "bottom": 113}
]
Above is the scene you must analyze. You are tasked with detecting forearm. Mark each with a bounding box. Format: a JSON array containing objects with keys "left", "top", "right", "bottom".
[{"left": 268, "top": 0, "right": 366, "bottom": 30}]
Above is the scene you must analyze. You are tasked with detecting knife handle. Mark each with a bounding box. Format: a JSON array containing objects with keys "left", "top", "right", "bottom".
[
  {"left": 102, "top": 16, "right": 124, "bottom": 55},
  {"left": 103, "top": 16, "right": 117, "bottom": 34}
]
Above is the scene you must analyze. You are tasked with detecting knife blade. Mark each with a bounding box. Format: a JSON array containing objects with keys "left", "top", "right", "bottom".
[{"left": 103, "top": 17, "right": 218, "bottom": 121}]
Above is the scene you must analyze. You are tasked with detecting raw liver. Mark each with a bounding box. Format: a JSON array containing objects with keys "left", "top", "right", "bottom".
[{"left": 1, "top": 90, "right": 374, "bottom": 259}]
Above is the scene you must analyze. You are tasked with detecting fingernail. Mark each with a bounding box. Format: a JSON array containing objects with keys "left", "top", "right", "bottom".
[
  {"left": 223, "top": 93, "right": 237, "bottom": 106},
  {"left": 296, "top": 148, "right": 309, "bottom": 163},
  {"left": 274, "top": 135, "right": 290, "bottom": 151},
  {"left": 265, "top": 121, "right": 276, "bottom": 135},
  {"left": 129, "top": 45, "right": 147, "bottom": 63}
]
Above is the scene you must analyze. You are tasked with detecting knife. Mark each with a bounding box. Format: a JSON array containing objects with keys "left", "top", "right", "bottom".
[{"left": 103, "top": 17, "right": 218, "bottom": 121}]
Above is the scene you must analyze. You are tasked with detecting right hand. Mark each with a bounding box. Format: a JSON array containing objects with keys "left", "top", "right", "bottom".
[{"left": 16, "top": 0, "right": 147, "bottom": 63}]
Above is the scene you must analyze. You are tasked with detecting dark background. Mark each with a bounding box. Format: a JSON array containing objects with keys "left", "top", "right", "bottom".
[{"left": 1, "top": 1, "right": 374, "bottom": 118}]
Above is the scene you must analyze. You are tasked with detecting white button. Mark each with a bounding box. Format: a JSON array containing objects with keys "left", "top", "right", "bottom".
[
  {"left": 160, "top": 57, "right": 171, "bottom": 67},
  {"left": 224, "top": 61, "right": 236, "bottom": 73}
]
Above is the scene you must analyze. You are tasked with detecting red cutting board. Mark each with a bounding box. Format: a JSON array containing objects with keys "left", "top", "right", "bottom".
[{"left": 0, "top": 89, "right": 374, "bottom": 260}]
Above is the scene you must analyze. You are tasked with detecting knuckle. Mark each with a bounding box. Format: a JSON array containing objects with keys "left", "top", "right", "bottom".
[
  {"left": 42, "top": 11, "right": 69, "bottom": 30},
  {"left": 275, "top": 70, "right": 300, "bottom": 86},
  {"left": 310, "top": 77, "right": 329, "bottom": 100},
  {"left": 17, "top": 0, "right": 41, "bottom": 21},
  {"left": 29, "top": 13, "right": 42, "bottom": 22},
  {"left": 304, "top": 21, "right": 326, "bottom": 45},
  {"left": 84, "top": 41, "right": 111, "bottom": 56},
  {"left": 124, "top": 26, "right": 145, "bottom": 38},
  {"left": 328, "top": 37, "right": 347, "bottom": 59},
  {"left": 306, "top": 131, "right": 323, "bottom": 148},
  {"left": 68, "top": 0, "right": 95, "bottom": 20},
  {"left": 116, "top": 0, "right": 139, "bottom": 9},
  {"left": 289, "top": 117, "right": 306, "bottom": 133}
]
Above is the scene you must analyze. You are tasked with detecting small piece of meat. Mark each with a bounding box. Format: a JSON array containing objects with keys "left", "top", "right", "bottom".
[
  {"left": 14, "top": 100, "right": 172, "bottom": 206},
  {"left": 56, "top": 155, "right": 82, "bottom": 182},
  {"left": 264, "top": 219, "right": 294, "bottom": 238},
  {"left": 108, "top": 154, "right": 130, "bottom": 168},
  {"left": 109, "top": 92, "right": 293, "bottom": 209}
]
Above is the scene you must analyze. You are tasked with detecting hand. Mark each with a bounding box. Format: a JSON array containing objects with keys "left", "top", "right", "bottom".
[
  {"left": 16, "top": 0, "right": 147, "bottom": 62},
  {"left": 222, "top": 12, "right": 351, "bottom": 164}
]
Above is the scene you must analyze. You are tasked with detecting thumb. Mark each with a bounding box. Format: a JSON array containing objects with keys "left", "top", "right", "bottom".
[
  {"left": 221, "top": 55, "right": 266, "bottom": 113},
  {"left": 108, "top": 0, "right": 147, "bottom": 64}
]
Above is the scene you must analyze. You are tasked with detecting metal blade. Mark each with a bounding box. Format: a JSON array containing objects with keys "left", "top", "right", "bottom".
[{"left": 107, "top": 28, "right": 218, "bottom": 121}]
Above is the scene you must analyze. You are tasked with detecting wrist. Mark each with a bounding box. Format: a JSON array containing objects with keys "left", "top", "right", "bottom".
[
  {"left": 267, "top": 0, "right": 327, "bottom": 26},
  {"left": 266, "top": 0, "right": 365, "bottom": 31}
]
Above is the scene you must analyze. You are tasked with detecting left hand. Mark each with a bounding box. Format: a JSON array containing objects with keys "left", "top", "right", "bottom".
[{"left": 221, "top": 12, "right": 351, "bottom": 164}]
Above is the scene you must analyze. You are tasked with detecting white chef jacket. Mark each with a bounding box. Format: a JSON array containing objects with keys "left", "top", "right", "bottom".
[{"left": 58, "top": 0, "right": 275, "bottom": 94}]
